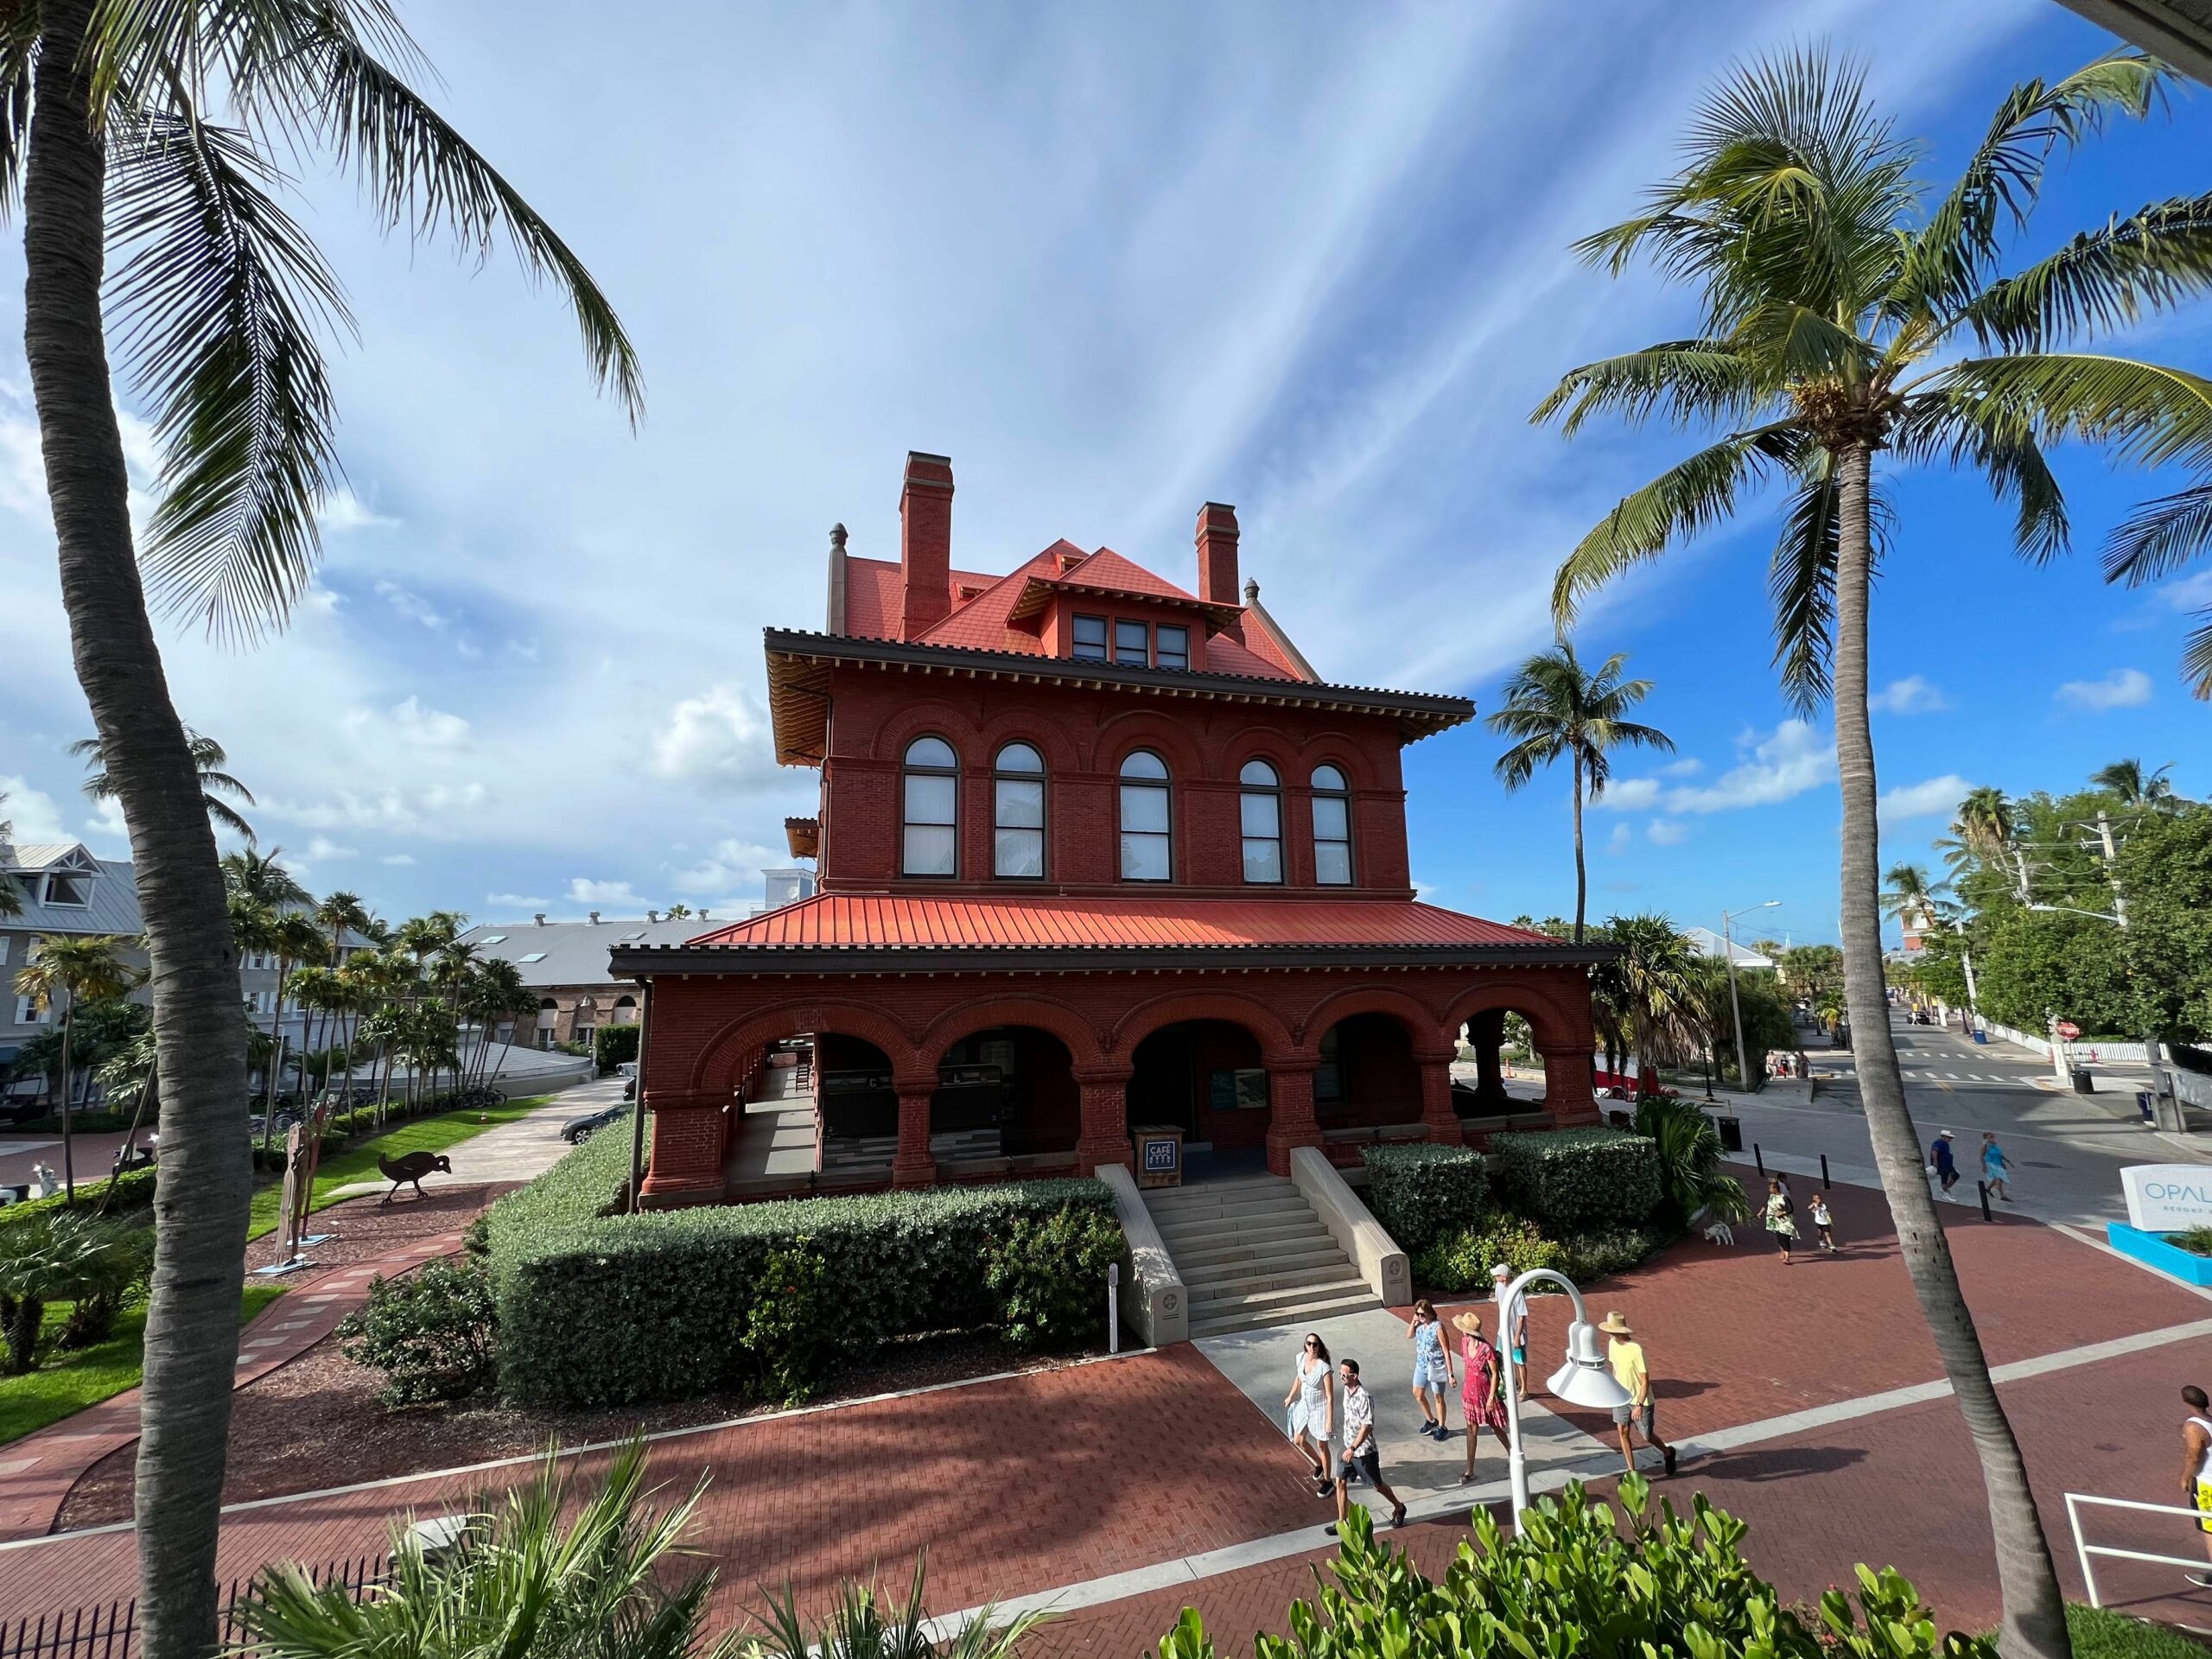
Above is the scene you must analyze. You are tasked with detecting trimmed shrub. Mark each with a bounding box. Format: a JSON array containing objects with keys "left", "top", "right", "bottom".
[
  {"left": 338, "top": 1258, "right": 499, "bottom": 1405},
  {"left": 0, "top": 1165, "right": 159, "bottom": 1243},
  {"left": 741, "top": 1242, "right": 837, "bottom": 1404},
  {"left": 983, "top": 1205, "right": 1129, "bottom": 1351},
  {"left": 1490, "top": 1127, "right": 1662, "bottom": 1230},
  {"left": 595, "top": 1024, "right": 640, "bottom": 1074},
  {"left": 1412, "top": 1211, "right": 1563, "bottom": 1293},
  {"left": 1359, "top": 1144, "right": 1487, "bottom": 1249},
  {"left": 1157, "top": 1477, "right": 1993, "bottom": 1659},
  {"left": 486, "top": 1137, "right": 1121, "bottom": 1407},
  {"left": 1558, "top": 1221, "right": 1678, "bottom": 1283}
]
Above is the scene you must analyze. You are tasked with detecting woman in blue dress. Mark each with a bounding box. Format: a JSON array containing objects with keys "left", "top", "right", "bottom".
[{"left": 1403, "top": 1298, "right": 1454, "bottom": 1440}]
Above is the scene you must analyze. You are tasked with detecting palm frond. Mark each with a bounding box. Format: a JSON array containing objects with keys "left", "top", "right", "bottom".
[
  {"left": 1768, "top": 454, "right": 1839, "bottom": 713},
  {"left": 0, "top": 8, "right": 38, "bottom": 226},
  {"left": 1552, "top": 424, "right": 1801, "bottom": 626},
  {"left": 1894, "top": 391, "right": 2069, "bottom": 563},
  {"left": 107, "top": 104, "right": 353, "bottom": 639},
  {"left": 2184, "top": 610, "right": 2212, "bottom": 700},
  {"left": 2102, "top": 479, "right": 2212, "bottom": 585},
  {"left": 1892, "top": 52, "right": 2167, "bottom": 323},
  {"left": 1958, "top": 191, "right": 2212, "bottom": 351},
  {"left": 1529, "top": 342, "right": 1759, "bottom": 434},
  {"left": 1929, "top": 353, "right": 2212, "bottom": 473}
]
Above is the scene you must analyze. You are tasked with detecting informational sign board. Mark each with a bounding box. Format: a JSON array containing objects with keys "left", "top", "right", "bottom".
[
  {"left": 1141, "top": 1135, "right": 1179, "bottom": 1174},
  {"left": 2121, "top": 1165, "right": 2212, "bottom": 1233}
]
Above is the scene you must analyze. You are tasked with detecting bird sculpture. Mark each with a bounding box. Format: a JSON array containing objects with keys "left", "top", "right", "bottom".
[{"left": 377, "top": 1150, "right": 452, "bottom": 1205}]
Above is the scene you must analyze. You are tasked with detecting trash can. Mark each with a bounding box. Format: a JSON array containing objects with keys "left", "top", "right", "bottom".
[
  {"left": 2070, "top": 1066, "right": 2095, "bottom": 1095},
  {"left": 1972, "top": 1029, "right": 1987, "bottom": 1045},
  {"left": 2138, "top": 1090, "right": 2157, "bottom": 1123},
  {"left": 1713, "top": 1114, "right": 1744, "bottom": 1153}
]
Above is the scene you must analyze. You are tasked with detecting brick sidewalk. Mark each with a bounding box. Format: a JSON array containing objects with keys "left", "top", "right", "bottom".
[{"left": 0, "top": 1229, "right": 464, "bottom": 1544}]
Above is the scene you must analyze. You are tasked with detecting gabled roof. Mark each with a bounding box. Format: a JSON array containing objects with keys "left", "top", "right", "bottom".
[
  {"left": 1681, "top": 926, "right": 1777, "bottom": 969},
  {"left": 1, "top": 849, "right": 144, "bottom": 938},
  {"left": 457, "top": 916, "right": 733, "bottom": 988}
]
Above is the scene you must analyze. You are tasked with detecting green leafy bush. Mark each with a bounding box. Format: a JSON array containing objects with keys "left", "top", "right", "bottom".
[
  {"left": 1156, "top": 1477, "right": 1993, "bottom": 1659},
  {"left": 1558, "top": 1222, "right": 1677, "bottom": 1282},
  {"left": 595, "top": 1024, "right": 640, "bottom": 1073},
  {"left": 1412, "top": 1211, "right": 1563, "bottom": 1293},
  {"left": 0, "top": 1211, "right": 151, "bottom": 1372},
  {"left": 1490, "top": 1126, "right": 1662, "bottom": 1230},
  {"left": 0, "top": 1165, "right": 160, "bottom": 1246},
  {"left": 741, "top": 1242, "right": 836, "bottom": 1404},
  {"left": 983, "top": 1205, "right": 1129, "bottom": 1350},
  {"left": 1633, "top": 1090, "right": 1751, "bottom": 1224},
  {"left": 1359, "top": 1144, "right": 1488, "bottom": 1249},
  {"left": 486, "top": 1135, "right": 1121, "bottom": 1407},
  {"left": 337, "top": 1257, "right": 499, "bottom": 1405}
]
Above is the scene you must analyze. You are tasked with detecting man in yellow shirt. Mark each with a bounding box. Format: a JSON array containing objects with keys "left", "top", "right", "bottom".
[{"left": 1600, "top": 1313, "right": 1677, "bottom": 1478}]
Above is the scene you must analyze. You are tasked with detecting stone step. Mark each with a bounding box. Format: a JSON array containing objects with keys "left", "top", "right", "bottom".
[
  {"left": 1146, "top": 1183, "right": 1300, "bottom": 1212},
  {"left": 1148, "top": 1196, "right": 1312, "bottom": 1229},
  {"left": 1153, "top": 1214, "right": 1325, "bottom": 1251},
  {"left": 1187, "top": 1273, "right": 1374, "bottom": 1318},
  {"left": 1185, "top": 1258, "right": 1363, "bottom": 1301},
  {"left": 1144, "top": 1174, "right": 1294, "bottom": 1205},
  {"left": 1170, "top": 1235, "right": 1342, "bottom": 1271},
  {"left": 1190, "top": 1288, "right": 1384, "bottom": 1340}
]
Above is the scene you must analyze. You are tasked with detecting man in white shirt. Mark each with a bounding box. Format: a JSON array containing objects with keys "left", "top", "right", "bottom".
[{"left": 1328, "top": 1358, "right": 1406, "bottom": 1535}]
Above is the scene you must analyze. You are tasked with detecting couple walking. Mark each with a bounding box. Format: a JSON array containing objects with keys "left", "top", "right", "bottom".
[
  {"left": 1406, "top": 1297, "right": 1517, "bottom": 1484},
  {"left": 1284, "top": 1333, "right": 1406, "bottom": 1534}
]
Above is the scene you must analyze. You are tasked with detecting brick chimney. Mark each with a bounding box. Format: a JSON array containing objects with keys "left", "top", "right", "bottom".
[
  {"left": 1196, "top": 502, "right": 1239, "bottom": 607},
  {"left": 899, "top": 452, "right": 955, "bottom": 638}
]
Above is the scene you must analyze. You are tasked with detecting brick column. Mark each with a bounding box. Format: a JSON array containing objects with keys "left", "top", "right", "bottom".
[
  {"left": 893, "top": 1079, "right": 937, "bottom": 1188},
  {"left": 638, "top": 1090, "right": 729, "bottom": 1207},
  {"left": 1074, "top": 1065, "right": 1134, "bottom": 1176},
  {"left": 1416, "top": 1048, "right": 1462, "bottom": 1147},
  {"left": 1540, "top": 1046, "right": 1600, "bottom": 1128},
  {"left": 1264, "top": 1061, "right": 1322, "bottom": 1177}
]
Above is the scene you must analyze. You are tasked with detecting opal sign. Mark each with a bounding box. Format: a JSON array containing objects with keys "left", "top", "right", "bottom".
[{"left": 2122, "top": 1166, "right": 2212, "bottom": 1232}]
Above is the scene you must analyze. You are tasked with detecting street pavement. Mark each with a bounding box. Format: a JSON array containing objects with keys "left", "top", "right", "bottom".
[{"left": 321, "top": 1076, "right": 615, "bottom": 1199}]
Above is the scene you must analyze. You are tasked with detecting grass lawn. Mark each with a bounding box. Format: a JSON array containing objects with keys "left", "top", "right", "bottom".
[
  {"left": 0, "top": 1285, "right": 286, "bottom": 1447},
  {"left": 2062, "top": 1605, "right": 2212, "bottom": 1657},
  {"left": 244, "top": 1095, "right": 550, "bottom": 1240}
]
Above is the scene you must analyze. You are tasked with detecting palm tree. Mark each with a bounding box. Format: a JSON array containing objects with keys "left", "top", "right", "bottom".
[
  {"left": 1880, "top": 863, "right": 1953, "bottom": 931},
  {"left": 2089, "top": 758, "right": 2182, "bottom": 810},
  {"left": 1604, "top": 913, "right": 1698, "bottom": 1096},
  {"left": 259, "top": 912, "right": 330, "bottom": 1143},
  {"left": 71, "top": 728, "right": 255, "bottom": 841},
  {"left": 16, "top": 934, "right": 139, "bottom": 1200},
  {"left": 1534, "top": 49, "right": 2212, "bottom": 1656},
  {"left": 223, "top": 847, "right": 310, "bottom": 911},
  {"left": 1487, "top": 640, "right": 1674, "bottom": 941},
  {"left": 95, "top": 1027, "right": 161, "bottom": 1214},
  {"left": 0, "top": 794, "right": 23, "bottom": 919},
  {"left": 12, "top": 0, "right": 638, "bottom": 1638},
  {"left": 2103, "top": 478, "right": 2212, "bottom": 696}
]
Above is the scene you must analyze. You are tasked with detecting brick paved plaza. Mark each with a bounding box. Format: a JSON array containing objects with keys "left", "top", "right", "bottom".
[{"left": 4, "top": 1170, "right": 2210, "bottom": 1645}]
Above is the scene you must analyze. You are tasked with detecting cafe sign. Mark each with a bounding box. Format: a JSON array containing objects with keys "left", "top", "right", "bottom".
[{"left": 2122, "top": 1165, "right": 2212, "bottom": 1233}]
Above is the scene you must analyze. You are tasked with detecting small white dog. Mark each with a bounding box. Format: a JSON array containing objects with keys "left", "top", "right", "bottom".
[{"left": 1703, "top": 1218, "right": 1736, "bottom": 1246}]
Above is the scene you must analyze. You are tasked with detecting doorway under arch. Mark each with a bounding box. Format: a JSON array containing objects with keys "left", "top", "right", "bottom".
[
  {"left": 928, "top": 1025, "right": 1079, "bottom": 1166},
  {"left": 1126, "top": 1020, "right": 1271, "bottom": 1155},
  {"left": 1313, "top": 1012, "right": 1423, "bottom": 1135}
]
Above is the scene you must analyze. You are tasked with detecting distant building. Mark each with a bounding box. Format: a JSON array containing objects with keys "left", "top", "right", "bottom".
[
  {"left": 2, "top": 841, "right": 145, "bottom": 1096},
  {"left": 1681, "top": 926, "right": 1777, "bottom": 972},
  {"left": 458, "top": 910, "right": 733, "bottom": 1050}
]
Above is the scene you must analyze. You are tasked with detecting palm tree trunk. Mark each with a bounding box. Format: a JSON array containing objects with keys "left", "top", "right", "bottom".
[
  {"left": 260, "top": 958, "right": 290, "bottom": 1150},
  {"left": 1833, "top": 442, "right": 2070, "bottom": 1659},
  {"left": 57, "top": 1001, "right": 75, "bottom": 1202},
  {"left": 24, "top": 2, "right": 253, "bottom": 1649},
  {"left": 1570, "top": 752, "right": 1587, "bottom": 944},
  {"left": 99, "top": 1058, "right": 156, "bottom": 1217}
]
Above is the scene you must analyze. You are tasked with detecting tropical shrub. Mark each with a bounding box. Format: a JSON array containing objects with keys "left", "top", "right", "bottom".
[
  {"left": 741, "top": 1241, "right": 837, "bottom": 1404},
  {"left": 486, "top": 1137, "right": 1121, "bottom": 1407},
  {"left": 1558, "top": 1222, "right": 1677, "bottom": 1283},
  {"left": 747, "top": 1553, "right": 1052, "bottom": 1659},
  {"left": 1633, "top": 1090, "right": 1751, "bottom": 1224},
  {"left": 338, "top": 1258, "right": 499, "bottom": 1405},
  {"left": 1359, "top": 1144, "right": 1488, "bottom": 1249},
  {"left": 1489, "top": 1126, "right": 1662, "bottom": 1230},
  {"left": 0, "top": 1212, "right": 151, "bottom": 1372},
  {"left": 982, "top": 1205, "right": 1129, "bottom": 1351},
  {"left": 1411, "top": 1211, "right": 1563, "bottom": 1293},
  {"left": 0, "top": 1165, "right": 159, "bottom": 1243},
  {"left": 1155, "top": 1478, "right": 1993, "bottom": 1659}
]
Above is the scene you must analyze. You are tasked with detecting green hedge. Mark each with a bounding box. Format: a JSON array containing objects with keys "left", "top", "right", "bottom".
[
  {"left": 1489, "top": 1128, "right": 1662, "bottom": 1230},
  {"left": 0, "top": 1166, "right": 160, "bottom": 1243},
  {"left": 486, "top": 1139, "right": 1119, "bottom": 1407},
  {"left": 1360, "top": 1144, "right": 1487, "bottom": 1249},
  {"left": 1412, "top": 1211, "right": 1564, "bottom": 1292}
]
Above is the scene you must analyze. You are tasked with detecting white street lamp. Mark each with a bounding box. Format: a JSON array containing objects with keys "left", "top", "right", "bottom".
[
  {"left": 1492, "top": 1266, "right": 1634, "bottom": 1522},
  {"left": 1720, "top": 899, "right": 1781, "bottom": 1091}
]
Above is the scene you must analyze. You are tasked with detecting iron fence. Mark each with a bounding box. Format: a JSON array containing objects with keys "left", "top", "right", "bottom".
[{"left": 0, "top": 1554, "right": 386, "bottom": 1659}]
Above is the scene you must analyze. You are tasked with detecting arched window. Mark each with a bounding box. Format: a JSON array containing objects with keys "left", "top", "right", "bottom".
[
  {"left": 1311, "top": 764, "right": 1352, "bottom": 886},
  {"left": 901, "top": 735, "right": 958, "bottom": 876},
  {"left": 994, "top": 742, "right": 1046, "bottom": 878},
  {"left": 1118, "top": 751, "right": 1172, "bottom": 881},
  {"left": 1239, "top": 759, "right": 1282, "bottom": 884}
]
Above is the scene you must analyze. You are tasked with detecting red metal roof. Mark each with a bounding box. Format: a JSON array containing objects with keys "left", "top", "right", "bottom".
[{"left": 689, "top": 893, "right": 1555, "bottom": 950}]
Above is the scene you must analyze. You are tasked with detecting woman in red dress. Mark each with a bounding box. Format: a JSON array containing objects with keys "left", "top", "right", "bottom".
[{"left": 1453, "top": 1310, "right": 1512, "bottom": 1484}]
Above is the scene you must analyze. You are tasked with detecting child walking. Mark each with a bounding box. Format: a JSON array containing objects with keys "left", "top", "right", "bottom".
[{"left": 1808, "top": 1189, "right": 1838, "bottom": 1253}]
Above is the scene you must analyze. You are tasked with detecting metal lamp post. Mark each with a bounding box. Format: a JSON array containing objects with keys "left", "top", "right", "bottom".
[
  {"left": 1720, "top": 900, "right": 1781, "bottom": 1092},
  {"left": 1492, "top": 1267, "right": 1634, "bottom": 1522}
]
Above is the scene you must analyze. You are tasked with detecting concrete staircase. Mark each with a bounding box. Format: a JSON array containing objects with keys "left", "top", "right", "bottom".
[{"left": 1144, "top": 1173, "right": 1381, "bottom": 1339}]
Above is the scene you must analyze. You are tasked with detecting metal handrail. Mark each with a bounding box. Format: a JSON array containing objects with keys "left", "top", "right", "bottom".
[{"left": 2064, "top": 1491, "right": 2212, "bottom": 1608}]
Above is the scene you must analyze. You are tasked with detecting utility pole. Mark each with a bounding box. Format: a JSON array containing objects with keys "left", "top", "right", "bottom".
[{"left": 2094, "top": 809, "right": 2129, "bottom": 929}]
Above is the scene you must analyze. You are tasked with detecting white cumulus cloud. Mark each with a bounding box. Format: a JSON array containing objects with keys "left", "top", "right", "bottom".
[
  {"left": 1592, "top": 778, "right": 1661, "bottom": 811},
  {"left": 319, "top": 489, "right": 398, "bottom": 533},
  {"left": 671, "top": 838, "right": 788, "bottom": 895},
  {"left": 2056, "top": 668, "right": 2152, "bottom": 710},
  {"left": 1603, "top": 823, "right": 1631, "bottom": 855},
  {"left": 1662, "top": 721, "right": 1834, "bottom": 814},
  {"left": 569, "top": 877, "right": 641, "bottom": 907},
  {"left": 1878, "top": 774, "right": 1971, "bottom": 820},
  {"left": 649, "top": 685, "right": 779, "bottom": 791},
  {"left": 1647, "top": 819, "right": 1688, "bottom": 845},
  {"left": 1868, "top": 676, "right": 1948, "bottom": 715},
  {"left": 344, "top": 696, "right": 471, "bottom": 749}
]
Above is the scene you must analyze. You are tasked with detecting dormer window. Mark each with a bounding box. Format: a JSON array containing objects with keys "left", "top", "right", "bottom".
[
  {"left": 1071, "top": 614, "right": 1108, "bottom": 662},
  {"left": 1114, "top": 620, "right": 1149, "bottom": 666},
  {"left": 1155, "top": 625, "right": 1189, "bottom": 671},
  {"left": 42, "top": 872, "right": 90, "bottom": 906}
]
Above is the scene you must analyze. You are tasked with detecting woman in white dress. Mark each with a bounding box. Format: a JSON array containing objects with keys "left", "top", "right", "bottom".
[{"left": 1282, "top": 1332, "right": 1337, "bottom": 1495}]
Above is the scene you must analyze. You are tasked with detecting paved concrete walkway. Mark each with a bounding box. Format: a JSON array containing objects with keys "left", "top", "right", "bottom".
[
  {"left": 324, "top": 1077, "right": 611, "bottom": 1201},
  {"left": 0, "top": 1228, "right": 466, "bottom": 1543}
]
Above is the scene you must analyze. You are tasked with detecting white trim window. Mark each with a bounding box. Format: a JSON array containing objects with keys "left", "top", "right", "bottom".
[
  {"left": 993, "top": 743, "right": 1046, "bottom": 878},
  {"left": 1312, "top": 764, "right": 1353, "bottom": 886},
  {"left": 901, "top": 736, "right": 959, "bottom": 876},
  {"left": 1118, "top": 751, "right": 1172, "bottom": 881},
  {"left": 1239, "top": 760, "right": 1283, "bottom": 884}
]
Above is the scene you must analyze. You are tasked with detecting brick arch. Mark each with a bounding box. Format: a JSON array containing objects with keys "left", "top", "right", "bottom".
[
  {"left": 1108, "top": 988, "right": 1297, "bottom": 1062},
  {"left": 688, "top": 1000, "right": 924, "bottom": 1094},
  {"left": 867, "top": 697, "right": 987, "bottom": 766},
  {"left": 918, "top": 995, "right": 1109, "bottom": 1071},
  {"left": 1218, "top": 721, "right": 1304, "bottom": 784},
  {"left": 972, "top": 709, "right": 1084, "bottom": 777},
  {"left": 1441, "top": 973, "right": 1596, "bottom": 1055},
  {"left": 1091, "top": 708, "right": 1210, "bottom": 784},
  {"left": 1297, "top": 734, "right": 1384, "bottom": 793},
  {"left": 1291, "top": 984, "right": 1455, "bottom": 1061}
]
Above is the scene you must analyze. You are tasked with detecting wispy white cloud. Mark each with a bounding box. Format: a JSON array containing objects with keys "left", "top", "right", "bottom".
[
  {"left": 671, "top": 838, "right": 785, "bottom": 896},
  {"left": 1878, "top": 774, "right": 1970, "bottom": 820},
  {"left": 1603, "top": 823, "right": 1631, "bottom": 855},
  {"left": 569, "top": 877, "right": 641, "bottom": 907},
  {"left": 486, "top": 892, "right": 548, "bottom": 909},
  {"left": 319, "top": 488, "right": 397, "bottom": 533},
  {"left": 1658, "top": 758, "right": 1702, "bottom": 777},
  {"left": 1593, "top": 778, "right": 1661, "bottom": 810},
  {"left": 372, "top": 581, "right": 448, "bottom": 632},
  {"left": 307, "top": 836, "right": 358, "bottom": 861},
  {"left": 344, "top": 696, "right": 471, "bottom": 749},
  {"left": 2057, "top": 668, "right": 2153, "bottom": 711},
  {"left": 1868, "top": 676, "right": 1948, "bottom": 715},
  {"left": 1599, "top": 721, "right": 1834, "bottom": 817},
  {"left": 380, "top": 853, "right": 416, "bottom": 867},
  {"left": 1647, "top": 819, "right": 1688, "bottom": 845}
]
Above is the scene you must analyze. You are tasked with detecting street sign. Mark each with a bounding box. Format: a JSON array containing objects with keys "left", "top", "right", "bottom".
[
  {"left": 2056, "top": 1020, "right": 2082, "bottom": 1040},
  {"left": 2124, "top": 1166, "right": 2212, "bottom": 1232}
]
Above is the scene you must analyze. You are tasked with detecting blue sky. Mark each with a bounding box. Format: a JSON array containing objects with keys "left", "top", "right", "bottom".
[{"left": 0, "top": 0, "right": 2207, "bottom": 944}]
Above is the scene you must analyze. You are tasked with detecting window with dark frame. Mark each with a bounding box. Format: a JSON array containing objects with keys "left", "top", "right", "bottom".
[
  {"left": 1312, "top": 763, "right": 1353, "bottom": 886},
  {"left": 1118, "top": 750, "right": 1172, "bottom": 880},
  {"left": 1071, "top": 613, "right": 1109, "bottom": 661},
  {"left": 1154, "top": 624, "right": 1189, "bottom": 671},
  {"left": 1238, "top": 759, "right": 1283, "bottom": 883},
  {"left": 993, "top": 742, "right": 1046, "bottom": 878},
  {"left": 1114, "top": 619, "right": 1150, "bottom": 665},
  {"left": 901, "top": 735, "right": 958, "bottom": 876}
]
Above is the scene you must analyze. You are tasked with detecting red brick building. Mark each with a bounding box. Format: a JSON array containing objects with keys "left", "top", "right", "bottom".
[{"left": 615, "top": 454, "right": 1605, "bottom": 1204}]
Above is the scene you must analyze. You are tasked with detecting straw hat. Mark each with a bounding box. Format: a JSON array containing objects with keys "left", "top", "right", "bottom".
[
  {"left": 1599, "top": 1312, "right": 1633, "bottom": 1337},
  {"left": 1452, "top": 1311, "right": 1484, "bottom": 1335}
]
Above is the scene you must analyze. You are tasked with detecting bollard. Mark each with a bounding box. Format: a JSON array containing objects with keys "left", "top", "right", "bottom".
[
  {"left": 1107, "top": 1261, "right": 1120, "bottom": 1355},
  {"left": 1753, "top": 1141, "right": 1765, "bottom": 1176},
  {"left": 1821, "top": 1154, "right": 1830, "bottom": 1189},
  {"left": 1978, "top": 1180, "right": 1993, "bottom": 1223}
]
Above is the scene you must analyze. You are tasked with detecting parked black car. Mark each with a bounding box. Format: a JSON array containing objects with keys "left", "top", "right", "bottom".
[{"left": 563, "top": 1102, "right": 632, "bottom": 1144}]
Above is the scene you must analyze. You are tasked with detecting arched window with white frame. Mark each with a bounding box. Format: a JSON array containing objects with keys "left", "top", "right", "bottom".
[
  {"left": 1311, "top": 763, "right": 1353, "bottom": 886},
  {"left": 901, "top": 735, "right": 959, "bottom": 876},
  {"left": 994, "top": 742, "right": 1046, "bottom": 878},
  {"left": 1239, "top": 759, "right": 1283, "bottom": 884},
  {"left": 1118, "top": 751, "right": 1172, "bottom": 881}
]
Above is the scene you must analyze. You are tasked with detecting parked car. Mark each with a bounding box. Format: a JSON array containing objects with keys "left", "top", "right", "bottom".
[{"left": 563, "top": 1102, "right": 632, "bottom": 1144}]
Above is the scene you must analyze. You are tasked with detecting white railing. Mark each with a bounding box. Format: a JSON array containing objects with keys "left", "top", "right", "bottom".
[{"left": 2064, "top": 1491, "right": 2210, "bottom": 1608}]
